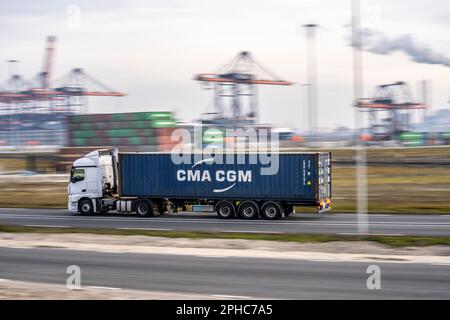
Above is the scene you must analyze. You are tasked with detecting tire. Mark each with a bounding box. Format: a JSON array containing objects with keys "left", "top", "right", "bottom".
[
  {"left": 261, "top": 202, "right": 282, "bottom": 220},
  {"left": 284, "top": 204, "right": 294, "bottom": 216},
  {"left": 238, "top": 201, "right": 259, "bottom": 220},
  {"left": 99, "top": 206, "right": 109, "bottom": 214},
  {"left": 79, "top": 199, "right": 94, "bottom": 216},
  {"left": 157, "top": 203, "right": 166, "bottom": 215},
  {"left": 158, "top": 201, "right": 176, "bottom": 215},
  {"left": 135, "top": 200, "right": 154, "bottom": 217},
  {"left": 215, "top": 201, "right": 236, "bottom": 219}
]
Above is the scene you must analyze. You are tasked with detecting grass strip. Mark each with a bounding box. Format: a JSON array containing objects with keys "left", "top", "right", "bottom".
[{"left": 1, "top": 225, "right": 449, "bottom": 247}]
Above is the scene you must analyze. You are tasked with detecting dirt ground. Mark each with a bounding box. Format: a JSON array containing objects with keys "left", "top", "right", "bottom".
[{"left": 0, "top": 279, "right": 220, "bottom": 300}]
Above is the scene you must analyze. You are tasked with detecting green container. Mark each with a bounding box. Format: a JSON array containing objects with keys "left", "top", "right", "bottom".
[
  {"left": 406, "top": 141, "right": 424, "bottom": 147},
  {"left": 108, "top": 121, "right": 155, "bottom": 129},
  {"left": 151, "top": 120, "right": 176, "bottom": 128},
  {"left": 71, "top": 138, "right": 86, "bottom": 146},
  {"left": 81, "top": 123, "right": 94, "bottom": 131},
  {"left": 106, "top": 129, "right": 154, "bottom": 138},
  {"left": 400, "top": 132, "right": 423, "bottom": 141},
  {"left": 203, "top": 128, "right": 224, "bottom": 144},
  {"left": 72, "top": 131, "right": 97, "bottom": 139},
  {"left": 128, "top": 137, "right": 143, "bottom": 145},
  {"left": 69, "top": 111, "right": 175, "bottom": 124},
  {"left": 72, "top": 129, "right": 156, "bottom": 139},
  {"left": 139, "top": 112, "right": 174, "bottom": 121},
  {"left": 107, "top": 129, "right": 135, "bottom": 138}
]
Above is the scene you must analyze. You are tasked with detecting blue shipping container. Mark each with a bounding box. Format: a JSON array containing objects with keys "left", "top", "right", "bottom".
[{"left": 118, "top": 153, "right": 331, "bottom": 204}]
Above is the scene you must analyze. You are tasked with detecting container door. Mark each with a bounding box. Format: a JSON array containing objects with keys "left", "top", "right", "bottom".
[{"left": 318, "top": 153, "right": 332, "bottom": 202}]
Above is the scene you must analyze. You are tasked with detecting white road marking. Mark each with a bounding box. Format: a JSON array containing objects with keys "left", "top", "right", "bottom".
[
  {"left": 211, "top": 294, "right": 252, "bottom": 299},
  {"left": 24, "top": 225, "right": 70, "bottom": 228},
  {"left": 338, "top": 233, "right": 405, "bottom": 236},
  {"left": 223, "top": 230, "right": 282, "bottom": 234},
  {"left": 3, "top": 213, "right": 450, "bottom": 227},
  {"left": 86, "top": 286, "right": 122, "bottom": 290},
  {"left": 118, "top": 227, "right": 174, "bottom": 231}
]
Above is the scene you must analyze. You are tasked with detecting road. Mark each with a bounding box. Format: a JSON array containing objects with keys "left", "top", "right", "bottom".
[
  {"left": 0, "top": 208, "right": 449, "bottom": 236},
  {"left": 0, "top": 246, "right": 448, "bottom": 299}
]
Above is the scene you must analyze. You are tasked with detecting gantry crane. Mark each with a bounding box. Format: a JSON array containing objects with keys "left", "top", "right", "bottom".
[
  {"left": 0, "top": 36, "right": 125, "bottom": 114},
  {"left": 194, "top": 51, "right": 293, "bottom": 124},
  {"left": 356, "top": 81, "right": 428, "bottom": 140}
]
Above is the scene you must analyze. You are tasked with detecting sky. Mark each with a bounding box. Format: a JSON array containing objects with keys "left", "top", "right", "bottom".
[{"left": 1, "top": 0, "right": 449, "bottom": 130}]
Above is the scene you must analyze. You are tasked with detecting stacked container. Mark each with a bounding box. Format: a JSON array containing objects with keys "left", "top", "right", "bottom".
[
  {"left": 67, "top": 111, "right": 177, "bottom": 152},
  {"left": 0, "top": 113, "right": 67, "bottom": 147}
]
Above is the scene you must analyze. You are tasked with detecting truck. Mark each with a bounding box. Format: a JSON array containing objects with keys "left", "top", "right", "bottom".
[{"left": 68, "top": 149, "right": 332, "bottom": 220}]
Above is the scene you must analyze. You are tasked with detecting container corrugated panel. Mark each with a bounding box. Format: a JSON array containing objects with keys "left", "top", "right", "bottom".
[
  {"left": 151, "top": 120, "right": 176, "bottom": 128},
  {"left": 119, "top": 153, "right": 331, "bottom": 203},
  {"left": 69, "top": 137, "right": 157, "bottom": 147},
  {"left": 72, "top": 129, "right": 155, "bottom": 139},
  {"left": 70, "top": 121, "right": 163, "bottom": 131},
  {"left": 69, "top": 112, "right": 174, "bottom": 124}
]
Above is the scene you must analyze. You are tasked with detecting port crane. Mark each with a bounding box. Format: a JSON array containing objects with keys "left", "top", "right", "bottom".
[
  {"left": 194, "top": 51, "right": 293, "bottom": 124},
  {"left": 0, "top": 36, "right": 125, "bottom": 113},
  {"left": 356, "top": 81, "right": 428, "bottom": 140}
]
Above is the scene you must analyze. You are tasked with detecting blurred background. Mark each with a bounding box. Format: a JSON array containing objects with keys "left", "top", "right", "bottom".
[{"left": 0, "top": 0, "right": 449, "bottom": 213}]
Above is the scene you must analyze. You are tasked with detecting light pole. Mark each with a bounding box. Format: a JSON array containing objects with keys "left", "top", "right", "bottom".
[
  {"left": 303, "top": 24, "right": 319, "bottom": 134},
  {"left": 5, "top": 60, "right": 20, "bottom": 148},
  {"left": 6, "top": 59, "right": 19, "bottom": 79},
  {"left": 351, "top": 0, "right": 369, "bottom": 235}
]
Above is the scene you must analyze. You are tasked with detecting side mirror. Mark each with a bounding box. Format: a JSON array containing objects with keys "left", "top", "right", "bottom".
[{"left": 71, "top": 176, "right": 81, "bottom": 183}]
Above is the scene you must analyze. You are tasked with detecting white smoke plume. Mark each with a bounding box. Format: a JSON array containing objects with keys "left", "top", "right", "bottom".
[{"left": 352, "top": 28, "right": 450, "bottom": 68}]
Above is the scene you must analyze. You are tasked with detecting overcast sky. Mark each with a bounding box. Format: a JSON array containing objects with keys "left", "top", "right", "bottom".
[{"left": 1, "top": 0, "right": 449, "bottom": 130}]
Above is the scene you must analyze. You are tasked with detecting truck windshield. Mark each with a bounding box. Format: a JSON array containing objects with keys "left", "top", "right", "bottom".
[{"left": 70, "top": 167, "right": 85, "bottom": 182}]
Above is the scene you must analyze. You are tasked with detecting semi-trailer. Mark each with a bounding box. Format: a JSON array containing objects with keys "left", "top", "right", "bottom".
[{"left": 68, "top": 149, "right": 332, "bottom": 220}]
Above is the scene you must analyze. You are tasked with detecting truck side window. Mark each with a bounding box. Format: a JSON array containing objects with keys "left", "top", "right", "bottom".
[{"left": 71, "top": 168, "right": 85, "bottom": 182}]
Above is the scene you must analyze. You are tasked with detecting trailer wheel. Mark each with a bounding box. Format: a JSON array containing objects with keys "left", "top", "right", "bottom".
[
  {"left": 238, "top": 201, "right": 259, "bottom": 220},
  {"left": 79, "top": 199, "right": 94, "bottom": 216},
  {"left": 284, "top": 204, "right": 294, "bottom": 216},
  {"left": 135, "top": 200, "right": 154, "bottom": 217},
  {"left": 215, "top": 201, "right": 235, "bottom": 219},
  {"left": 261, "top": 202, "right": 282, "bottom": 220}
]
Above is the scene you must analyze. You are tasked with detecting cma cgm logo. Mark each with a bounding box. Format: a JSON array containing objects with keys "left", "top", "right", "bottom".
[{"left": 176, "top": 158, "right": 252, "bottom": 193}]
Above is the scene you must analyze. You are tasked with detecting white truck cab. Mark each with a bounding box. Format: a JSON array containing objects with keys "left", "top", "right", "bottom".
[{"left": 68, "top": 149, "right": 117, "bottom": 214}]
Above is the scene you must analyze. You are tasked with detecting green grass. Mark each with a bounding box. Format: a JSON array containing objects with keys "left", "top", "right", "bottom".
[
  {"left": 1, "top": 225, "right": 449, "bottom": 247},
  {"left": 329, "top": 166, "right": 450, "bottom": 213},
  {"left": 0, "top": 158, "right": 55, "bottom": 173}
]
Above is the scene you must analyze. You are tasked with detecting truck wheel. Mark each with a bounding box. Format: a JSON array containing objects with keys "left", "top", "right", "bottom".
[
  {"left": 238, "top": 201, "right": 259, "bottom": 220},
  {"left": 261, "top": 202, "right": 282, "bottom": 220},
  {"left": 79, "top": 199, "right": 94, "bottom": 216},
  {"left": 135, "top": 201, "right": 154, "bottom": 217},
  {"left": 215, "top": 201, "right": 235, "bottom": 219},
  {"left": 284, "top": 204, "right": 294, "bottom": 216}
]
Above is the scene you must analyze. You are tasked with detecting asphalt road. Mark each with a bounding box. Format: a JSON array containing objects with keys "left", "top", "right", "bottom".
[
  {"left": 0, "top": 208, "right": 449, "bottom": 236},
  {"left": 0, "top": 246, "right": 448, "bottom": 299}
]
